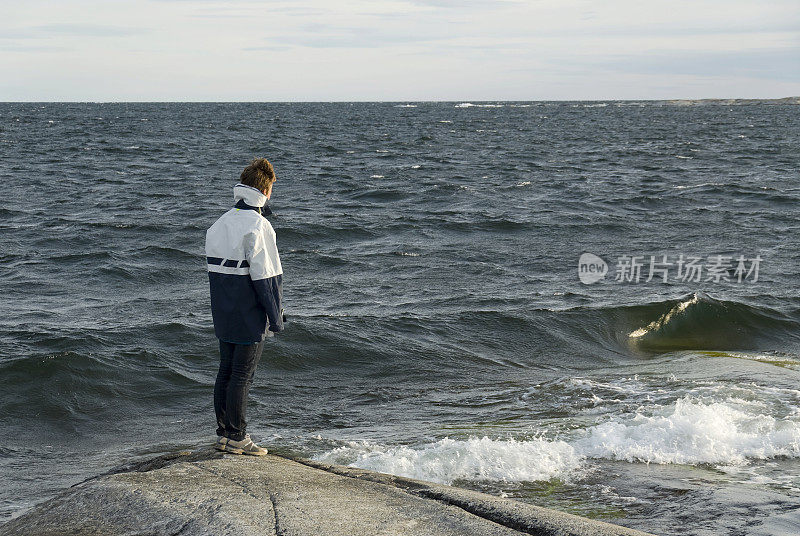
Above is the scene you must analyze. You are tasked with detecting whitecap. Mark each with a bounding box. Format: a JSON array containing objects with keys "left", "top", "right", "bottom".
[
  {"left": 672, "top": 181, "right": 726, "bottom": 190},
  {"left": 628, "top": 294, "right": 699, "bottom": 339},
  {"left": 313, "top": 391, "right": 800, "bottom": 485},
  {"left": 575, "top": 395, "right": 800, "bottom": 466},
  {"left": 455, "top": 103, "right": 503, "bottom": 108},
  {"left": 314, "top": 436, "right": 583, "bottom": 485},
  {"left": 370, "top": 175, "right": 384, "bottom": 178}
]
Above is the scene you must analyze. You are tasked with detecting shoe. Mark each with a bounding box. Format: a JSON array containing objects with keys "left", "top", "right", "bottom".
[
  {"left": 224, "top": 434, "right": 268, "bottom": 456},
  {"left": 214, "top": 436, "right": 228, "bottom": 451}
]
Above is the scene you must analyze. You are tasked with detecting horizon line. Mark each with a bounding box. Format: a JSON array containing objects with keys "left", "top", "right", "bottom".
[{"left": 1, "top": 96, "right": 799, "bottom": 104}]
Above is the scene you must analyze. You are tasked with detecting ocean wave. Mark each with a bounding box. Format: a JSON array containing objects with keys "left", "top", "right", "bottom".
[
  {"left": 347, "top": 187, "right": 406, "bottom": 202},
  {"left": 135, "top": 244, "right": 200, "bottom": 260},
  {"left": 576, "top": 396, "right": 800, "bottom": 465},
  {"left": 669, "top": 182, "right": 799, "bottom": 204},
  {"left": 315, "top": 394, "right": 800, "bottom": 484},
  {"left": 447, "top": 293, "right": 800, "bottom": 359},
  {"left": 0, "top": 348, "right": 212, "bottom": 432},
  {"left": 619, "top": 292, "right": 799, "bottom": 354},
  {"left": 314, "top": 436, "right": 583, "bottom": 484},
  {"left": 454, "top": 103, "right": 504, "bottom": 108}
]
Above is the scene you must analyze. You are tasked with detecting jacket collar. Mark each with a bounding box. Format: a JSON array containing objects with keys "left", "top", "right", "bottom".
[
  {"left": 233, "top": 183, "right": 267, "bottom": 208},
  {"left": 235, "top": 198, "right": 272, "bottom": 216},
  {"left": 232, "top": 183, "right": 272, "bottom": 215}
]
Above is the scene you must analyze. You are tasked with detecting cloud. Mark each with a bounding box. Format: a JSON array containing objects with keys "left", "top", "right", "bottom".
[
  {"left": 1, "top": 0, "right": 798, "bottom": 99},
  {"left": 565, "top": 47, "right": 800, "bottom": 82},
  {"left": 33, "top": 23, "right": 147, "bottom": 37},
  {"left": 0, "top": 23, "right": 147, "bottom": 41},
  {"left": 243, "top": 45, "right": 292, "bottom": 51},
  {"left": 0, "top": 44, "right": 68, "bottom": 52},
  {"left": 267, "top": 26, "right": 447, "bottom": 49},
  {"left": 403, "top": 0, "right": 520, "bottom": 7}
]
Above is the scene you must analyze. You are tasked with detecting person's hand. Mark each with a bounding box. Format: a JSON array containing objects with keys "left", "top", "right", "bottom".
[{"left": 265, "top": 329, "right": 275, "bottom": 338}]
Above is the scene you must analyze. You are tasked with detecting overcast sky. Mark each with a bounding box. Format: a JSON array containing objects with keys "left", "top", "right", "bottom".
[{"left": 1, "top": 0, "right": 798, "bottom": 101}]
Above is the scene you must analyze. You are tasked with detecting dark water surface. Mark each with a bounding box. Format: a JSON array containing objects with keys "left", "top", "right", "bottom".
[{"left": 1, "top": 102, "right": 799, "bottom": 535}]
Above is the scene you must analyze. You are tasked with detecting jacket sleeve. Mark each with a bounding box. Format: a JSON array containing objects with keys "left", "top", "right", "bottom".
[
  {"left": 253, "top": 274, "right": 283, "bottom": 332},
  {"left": 244, "top": 228, "right": 284, "bottom": 333}
]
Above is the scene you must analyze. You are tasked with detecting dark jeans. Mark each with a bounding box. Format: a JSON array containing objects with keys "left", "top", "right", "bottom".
[{"left": 214, "top": 340, "right": 265, "bottom": 441}]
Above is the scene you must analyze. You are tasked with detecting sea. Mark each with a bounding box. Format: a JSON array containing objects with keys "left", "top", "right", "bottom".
[{"left": 1, "top": 101, "right": 799, "bottom": 536}]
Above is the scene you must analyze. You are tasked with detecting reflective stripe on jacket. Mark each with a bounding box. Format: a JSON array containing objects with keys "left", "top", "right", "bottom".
[{"left": 205, "top": 183, "right": 283, "bottom": 344}]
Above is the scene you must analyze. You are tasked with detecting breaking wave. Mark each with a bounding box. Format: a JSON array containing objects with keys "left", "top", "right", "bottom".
[
  {"left": 619, "top": 293, "right": 799, "bottom": 353},
  {"left": 315, "top": 394, "right": 800, "bottom": 485}
]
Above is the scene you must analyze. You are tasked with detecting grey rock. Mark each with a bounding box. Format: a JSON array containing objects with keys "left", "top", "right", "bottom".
[{"left": 1, "top": 450, "right": 656, "bottom": 536}]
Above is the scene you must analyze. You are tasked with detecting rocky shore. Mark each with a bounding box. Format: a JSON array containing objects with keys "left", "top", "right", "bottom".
[{"left": 1, "top": 449, "right": 656, "bottom": 536}]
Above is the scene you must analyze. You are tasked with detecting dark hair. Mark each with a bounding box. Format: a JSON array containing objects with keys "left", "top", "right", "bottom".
[{"left": 240, "top": 158, "right": 276, "bottom": 192}]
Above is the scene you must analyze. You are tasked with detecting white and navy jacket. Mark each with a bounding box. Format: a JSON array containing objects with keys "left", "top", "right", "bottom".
[{"left": 205, "top": 183, "right": 284, "bottom": 344}]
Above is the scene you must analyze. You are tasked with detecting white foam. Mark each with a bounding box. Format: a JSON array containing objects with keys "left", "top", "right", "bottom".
[
  {"left": 576, "top": 396, "right": 800, "bottom": 465},
  {"left": 455, "top": 103, "right": 504, "bottom": 108},
  {"left": 314, "top": 394, "right": 800, "bottom": 485},
  {"left": 370, "top": 175, "right": 384, "bottom": 178},
  {"left": 314, "top": 436, "right": 582, "bottom": 484},
  {"left": 672, "top": 181, "right": 726, "bottom": 190}
]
